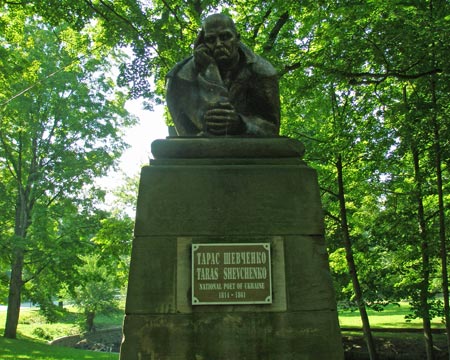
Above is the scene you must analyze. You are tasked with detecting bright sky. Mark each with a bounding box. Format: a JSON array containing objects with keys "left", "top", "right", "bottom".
[
  {"left": 95, "top": 99, "right": 168, "bottom": 195},
  {"left": 122, "top": 99, "right": 168, "bottom": 172}
]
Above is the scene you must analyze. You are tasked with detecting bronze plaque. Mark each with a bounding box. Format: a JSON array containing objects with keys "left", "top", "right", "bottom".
[{"left": 192, "top": 243, "right": 272, "bottom": 305}]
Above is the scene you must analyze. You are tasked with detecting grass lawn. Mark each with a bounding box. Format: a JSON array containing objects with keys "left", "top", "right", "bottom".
[
  {"left": 0, "top": 337, "right": 119, "bottom": 360},
  {"left": 0, "top": 306, "right": 124, "bottom": 342},
  {"left": 338, "top": 302, "right": 445, "bottom": 329},
  {"left": 0, "top": 305, "right": 123, "bottom": 359}
]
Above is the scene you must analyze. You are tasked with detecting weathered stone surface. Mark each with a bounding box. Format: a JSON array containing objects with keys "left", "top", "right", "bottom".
[
  {"left": 120, "top": 138, "right": 344, "bottom": 359},
  {"left": 284, "top": 235, "right": 337, "bottom": 311},
  {"left": 134, "top": 155, "right": 323, "bottom": 237},
  {"left": 151, "top": 137, "right": 305, "bottom": 159},
  {"left": 121, "top": 311, "right": 342, "bottom": 360},
  {"left": 125, "top": 236, "right": 176, "bottom": 314}
]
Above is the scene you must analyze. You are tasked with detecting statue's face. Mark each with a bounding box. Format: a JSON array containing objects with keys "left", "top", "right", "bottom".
[{"left": 203, "top": 17, "right": 240, "bottom": 67}]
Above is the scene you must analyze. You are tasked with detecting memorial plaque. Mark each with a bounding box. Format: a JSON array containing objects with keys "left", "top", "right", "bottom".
[{"left": 192, "top": 243, "right": 272, "bottom": 305}]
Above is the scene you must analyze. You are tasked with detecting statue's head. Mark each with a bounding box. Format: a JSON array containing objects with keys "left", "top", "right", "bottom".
[{"left": 201, "top": 14, "right": 240, "bottom": 68}]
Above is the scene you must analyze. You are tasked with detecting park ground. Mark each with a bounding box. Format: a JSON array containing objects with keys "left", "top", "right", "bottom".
[{"left": 0, "top": 302, "right": 448, "bottom": 359}]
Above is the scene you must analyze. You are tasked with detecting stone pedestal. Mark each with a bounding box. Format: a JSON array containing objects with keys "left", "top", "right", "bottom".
[{"left": 120, "top": 137, "right": 344, "bottom": 360}]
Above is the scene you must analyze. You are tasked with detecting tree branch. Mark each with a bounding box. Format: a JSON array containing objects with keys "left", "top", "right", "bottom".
[
  {"left": 263, "top": 11, "right": 289, "bottom": 52},
  {"left": 98, "top": 0, "right": 143, "bottom": 35},
  {"left": 321, "top": 187, "right": 339, "bottom": 199},
  {"left": 83, "top": 0, "right": 110, "bottom": 21},
  {"left": 23, "top": 259, "right": 52, "bottom": 284},
  {"left": 279, "top": 61, "right": 302, "bottom": 77},
  {"left": 324, "top": 210, "right": 341, "bottom": 224},
  {"left": 252, "top": 7, "right": 272, "bottom": 41},
  {"left": 0, "top": 116, "right": 19, "bottom": 181},
  {"left": 281, "top": 55, "right": 442, "bottom": 84},
  {"left": 160, "top": 0, "right": 187, "bottom": 33},
  {"left": 342, "top": 68, "right": 443, "bottom": 85},
  {"left": 192, "top": 0, "right": 203, "bottom": 17}
]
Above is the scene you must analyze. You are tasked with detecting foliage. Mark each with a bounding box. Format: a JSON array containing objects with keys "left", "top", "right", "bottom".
[
  {"left": 2, "top": 0, "right": 450, "bottom": 356},
  {"left": 0, "top": 7, "right": 136, "bottom": 338},
  {"left": 66, "top": 255, "right": 120, "bottom": 332}
]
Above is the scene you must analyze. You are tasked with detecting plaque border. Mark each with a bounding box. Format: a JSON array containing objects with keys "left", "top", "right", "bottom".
[{"left": 191, "top": 242, "right": 273, "bottom": 305}]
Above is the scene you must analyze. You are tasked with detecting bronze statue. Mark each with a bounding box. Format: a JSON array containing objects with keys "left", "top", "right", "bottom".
[{"left": 166, "top": 14, "right": 280, "bottom": 137}]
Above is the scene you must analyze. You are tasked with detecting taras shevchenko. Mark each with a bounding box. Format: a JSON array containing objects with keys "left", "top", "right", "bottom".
[{"left": 166, "top": 14, "right": 280, "bottom": 137}]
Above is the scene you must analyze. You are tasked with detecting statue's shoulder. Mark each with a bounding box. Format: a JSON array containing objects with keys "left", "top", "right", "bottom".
[
  {"left": 166, "top": 56, "right": 196, "bottom": 81},
  {"left": 251, "top": 55, "right": 278, "bottom": 77},
  {"left": 240, "top": 44, "right": 277, "bottom": 78}
]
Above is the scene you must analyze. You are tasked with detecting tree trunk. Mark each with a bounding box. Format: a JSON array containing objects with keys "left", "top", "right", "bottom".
[
  {"left": 403, "top": 83, "right": 435, "bottom": 359},
  {"left": 434, "top": 129, "right": 449, "bottom": 360},
  {"left": 336, "top": 155, "right": 378, "bottom": 360},
  {"left": 4, "top": 249, "right": 24, "bottom": 339},
  {"left": 412, "top": 145, "right": 435, "bottom": 360},
  {"left": 86, "top": 311, "right": 96, "bottom": 333},
  {"left": 430, "top": 76, "right": 450, "bottom": 359},
  {"left": 4, "top": 192, "right": 28, "bottom": 339},
  {"left": 427, "top": 1, "right": 450, "bottom": 354}
]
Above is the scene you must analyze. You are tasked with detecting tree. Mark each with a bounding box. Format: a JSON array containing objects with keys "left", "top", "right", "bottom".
[
  {"left": 68, "top": 254, "right": 119, "bottom": 332},
  {"left": 1, "top": 12, "right": 136, "bottom": 338},
  {"left": 280, "top": 2, "right": 450, "bottom": 358}
]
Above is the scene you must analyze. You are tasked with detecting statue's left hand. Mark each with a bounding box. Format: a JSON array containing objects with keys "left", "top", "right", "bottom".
[{"left": 204, "top": 102, "right": 244, "bottom": 135}]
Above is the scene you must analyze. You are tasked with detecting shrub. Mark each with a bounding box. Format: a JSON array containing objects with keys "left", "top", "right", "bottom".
[{"left": 32, "top": 327, "right": 53, "bottom": 341}]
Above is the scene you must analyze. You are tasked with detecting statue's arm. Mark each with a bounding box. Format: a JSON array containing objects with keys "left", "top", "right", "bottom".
[
  {"left": 166, "top": 59, "right": 204, "bottom": 135},
  {"left": 240, "top": 75, "right": 280, "bottom": 136}
]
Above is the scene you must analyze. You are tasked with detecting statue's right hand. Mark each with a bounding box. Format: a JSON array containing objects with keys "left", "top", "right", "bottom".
[{"left": 194, "top": 44, "right": 214, "bottom": 70}]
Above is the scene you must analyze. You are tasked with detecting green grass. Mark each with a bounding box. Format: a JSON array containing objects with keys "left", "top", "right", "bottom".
[
  {"left": 0, "top": 306, "right": 123, "bottom": 342},
  {"left": 0, "top": 306, "right": 123, "bottom": 359},
  {"left": 0, "top": 337, "right": 118, "bottom": 359},
  {"left": 338, "top": 302, "right": 445, "bottom": 329}
]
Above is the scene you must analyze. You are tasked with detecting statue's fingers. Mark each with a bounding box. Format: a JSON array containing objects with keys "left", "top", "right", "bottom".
[
  {"left": 207, "top": 125, "right": 227, "bottom": 135},
  {"left": 205, "top": 116, "right": 230, "bottom": 125},
  {"left": 205, "top": 109, "right": 234, "bottom": 117},
  {"left": 207, "top": 121, "right": 224, "bottom": 128},
  {"left": 217, "top": 101, "right": 234, "bottom": 110}
]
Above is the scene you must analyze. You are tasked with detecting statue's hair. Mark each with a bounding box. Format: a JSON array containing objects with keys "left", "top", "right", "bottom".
[{"left": 202, "top": 13, "right": 238, "bottom": 35}]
